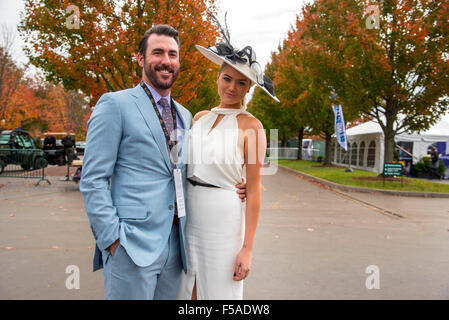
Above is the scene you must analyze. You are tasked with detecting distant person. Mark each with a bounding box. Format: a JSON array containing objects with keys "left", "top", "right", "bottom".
[
  {"left": 43, "top": 135, "right": 56, "bottom": 150},
  {"left": 61, "top": 134, "right": 75, "bottom": 164},
  {"left": 429, "top": 147, "right": 440, "bottom": 179},
  {"left": 405, "top": 161, "right": 412, "bottom": 177},
  {"left": 33, "top": 136, "right": 43, "bottom": 149}
]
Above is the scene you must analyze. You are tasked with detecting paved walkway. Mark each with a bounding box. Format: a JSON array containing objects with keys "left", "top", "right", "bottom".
[
  {"left": 0, "top": 178, "right": 104, "bottom": 299},
  {"left": 1, "top": 169, "right": 449, "bottom": 299},
  {"left": 246, "top": 169, "right": 449, "bottom": 299}
]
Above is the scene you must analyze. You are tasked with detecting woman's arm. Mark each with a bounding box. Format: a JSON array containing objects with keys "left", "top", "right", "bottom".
[{"left": 233, "top": 116, "right": 266, "bottom": 281}]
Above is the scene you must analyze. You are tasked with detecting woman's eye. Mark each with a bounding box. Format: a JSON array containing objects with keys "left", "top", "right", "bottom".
[
  {"left": 239, "top": 82, "right": 246, "bottom": 86},
  {"left": 224, "top": 77, "right": 231, "bottom": 82}
]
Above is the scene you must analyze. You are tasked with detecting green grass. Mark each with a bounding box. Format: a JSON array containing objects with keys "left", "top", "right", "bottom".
[{"left": 279, "top": 160, "right": 449, "bottom": 193}]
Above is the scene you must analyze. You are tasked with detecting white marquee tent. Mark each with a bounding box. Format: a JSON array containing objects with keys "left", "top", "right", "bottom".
[{"left": 330, "top": 119, "right": 449, "bottom": 174}]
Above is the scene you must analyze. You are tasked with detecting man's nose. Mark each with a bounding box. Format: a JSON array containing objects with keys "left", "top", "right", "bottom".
[{"left": 160, "top": 52, "right": 171, "bottom": 65}]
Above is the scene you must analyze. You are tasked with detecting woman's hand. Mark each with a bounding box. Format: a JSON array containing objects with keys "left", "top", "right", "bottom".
[
  {"left": 235, "top": 177, "right": 247, "bottom": 202},
  {"left": 233, "top": 247, "right": 252, "bottom": 281}
]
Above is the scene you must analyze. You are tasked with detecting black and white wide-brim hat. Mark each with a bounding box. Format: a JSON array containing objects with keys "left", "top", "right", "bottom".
[{"left": 195, "top": 43, "right": 280, "bottom": 103}]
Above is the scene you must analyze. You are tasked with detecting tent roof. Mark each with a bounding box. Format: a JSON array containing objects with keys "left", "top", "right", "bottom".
[
  {"left": 346, "top": 119, "right": 449, "bottom": 141},
  {"left": 346, "top": 120, "right": 382, "bottom": 136},
  {"left": 419, "top": 120, "right": 449, "bottom": 137}
]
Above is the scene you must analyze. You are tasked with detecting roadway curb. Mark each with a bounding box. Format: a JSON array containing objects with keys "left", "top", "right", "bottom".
[{"left": 278, "top": 165, "right": 449, "bottom": 198}]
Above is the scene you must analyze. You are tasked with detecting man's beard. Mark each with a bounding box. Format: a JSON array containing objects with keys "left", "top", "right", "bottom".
[{"left": 144, "top": 61, "right": 180, "bottom": 90}]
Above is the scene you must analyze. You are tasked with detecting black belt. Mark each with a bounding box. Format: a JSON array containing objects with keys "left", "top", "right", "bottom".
[{"left": 187, "top": 178, "right": 220, "bottom": 188}]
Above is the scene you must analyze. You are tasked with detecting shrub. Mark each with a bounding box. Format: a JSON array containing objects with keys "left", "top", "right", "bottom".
[
  {"left": 438, "top": 161, "right": 446, "bottom": 177},
  {"left": 415, "top": 157, "right": 430, "bottom": 177}
]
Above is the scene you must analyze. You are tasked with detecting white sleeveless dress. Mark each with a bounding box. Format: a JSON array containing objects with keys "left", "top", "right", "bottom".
[{"left": 176, "top": 107, "right": 251, "bottom": 300}]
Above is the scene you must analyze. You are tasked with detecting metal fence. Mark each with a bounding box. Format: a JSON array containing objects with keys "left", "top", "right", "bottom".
[
  {"left": 0, "top": 148, "right": 51, "bottom": 186},
  {"left": 267, "top": 148, "right": 298, "bottom": 160},
  {"left": 267, "top": 148, "right": 323, "bottom": 160}
]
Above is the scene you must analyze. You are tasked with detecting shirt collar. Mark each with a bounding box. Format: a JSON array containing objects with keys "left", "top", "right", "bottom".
[{"left": 143, "top": 81, "right": 171, "bottom": 104}]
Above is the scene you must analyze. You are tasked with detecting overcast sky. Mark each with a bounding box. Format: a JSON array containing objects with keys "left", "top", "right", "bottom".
[{"left": 1, "top": 0, "right": 448, "bottom": 122}]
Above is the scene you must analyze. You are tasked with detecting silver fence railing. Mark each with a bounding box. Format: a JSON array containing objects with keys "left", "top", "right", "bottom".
[
  {"left": 267, "top": 148, "right": 322, "bottom": 160},
  {"left": 267, "top": 148, "right": 299, "bottom": 160}
]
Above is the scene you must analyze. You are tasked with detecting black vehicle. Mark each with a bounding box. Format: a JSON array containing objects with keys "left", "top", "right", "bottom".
[{"left": 0, "top": 129, "right": 48, "bottom": 173}]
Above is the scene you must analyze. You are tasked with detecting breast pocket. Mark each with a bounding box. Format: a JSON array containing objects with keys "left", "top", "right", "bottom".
[{"left": 116, "top": 205, "right": 148, "bottom": 220}]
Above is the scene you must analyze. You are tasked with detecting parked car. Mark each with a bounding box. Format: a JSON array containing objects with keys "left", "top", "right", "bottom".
[
  {"left": 75, "top": 141, "right": 85, "bottom": 155},
  {"left": 0, "top": 129, "right": 48, "bottom": 173}
]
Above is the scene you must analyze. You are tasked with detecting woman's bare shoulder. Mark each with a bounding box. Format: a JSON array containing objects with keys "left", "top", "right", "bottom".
[
  {"left": 237, "top": 113, "right": 264, "bottom": 131},
  {"left": 193, "top": 110, "right": 211, "bottom": 121}
]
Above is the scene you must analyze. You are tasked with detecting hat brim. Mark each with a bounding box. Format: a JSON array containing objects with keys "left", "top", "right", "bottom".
[{"left": 195, "top": 45, "right": 280, "bottom": 103}]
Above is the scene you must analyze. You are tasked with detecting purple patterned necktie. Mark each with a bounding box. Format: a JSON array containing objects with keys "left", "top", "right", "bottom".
[
  {"left": 159, "top": 97, "right": 174, "bottom": 139},
  {"left": 159, "top": 97, "right": 177, "bottom": 169}
]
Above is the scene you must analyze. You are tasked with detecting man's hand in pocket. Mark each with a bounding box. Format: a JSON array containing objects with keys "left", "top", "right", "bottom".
[{"left": 109, "top": 239, "right": 120, "bottom": 256}]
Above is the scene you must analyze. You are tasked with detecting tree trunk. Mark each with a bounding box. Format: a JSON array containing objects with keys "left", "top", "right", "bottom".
[
  {"left": 383, "top": 108, "right": 396, "bottom": 168},
  {"left": 324, "top": 130, "right": 332, "bottom": 166},
  {"left": 281, "top": 137, "right": 288, "bottom": 147},
  {"left": 384, "top": 128, "right": 396, "bottom": 165},
  {"left": 297, "top": 127, "right": 304, "bottom": 160}
]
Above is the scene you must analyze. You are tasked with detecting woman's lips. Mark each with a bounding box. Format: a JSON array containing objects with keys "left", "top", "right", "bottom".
[{"left": 225, "top": 92, "right": 236, "bottom": 98}]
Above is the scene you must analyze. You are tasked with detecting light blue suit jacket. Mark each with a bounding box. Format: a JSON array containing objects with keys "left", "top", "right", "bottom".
[{"left": 80, "top": 84, "right": 192, "bottom": 272}]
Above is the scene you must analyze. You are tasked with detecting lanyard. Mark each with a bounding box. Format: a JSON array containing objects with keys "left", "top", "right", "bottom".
[{"left": 140, "top": 81, "right": 178, "bottom": 152}]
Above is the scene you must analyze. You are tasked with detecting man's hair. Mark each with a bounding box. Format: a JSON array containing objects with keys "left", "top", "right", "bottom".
[{"left": 138, "top": 24, "right": 180, "bottom": 56}]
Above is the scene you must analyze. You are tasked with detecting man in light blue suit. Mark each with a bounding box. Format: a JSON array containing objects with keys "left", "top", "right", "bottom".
[{"left": 81, "top": 25, "right": 244, "bottom": 300}]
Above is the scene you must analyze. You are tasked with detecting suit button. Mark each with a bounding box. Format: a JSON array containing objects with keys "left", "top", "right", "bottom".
[{"left": 169, "top": 205, "right": 174, "bottom": 210}]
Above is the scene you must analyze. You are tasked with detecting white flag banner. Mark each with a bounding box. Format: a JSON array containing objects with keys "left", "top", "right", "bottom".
[{"left": 332, "top": 104, "right": 348, "bottom": 151}]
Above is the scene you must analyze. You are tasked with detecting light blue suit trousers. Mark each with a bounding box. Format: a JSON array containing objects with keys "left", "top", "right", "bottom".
[{"left": 102, "top": 225, "right": 182, "bottom": 300}]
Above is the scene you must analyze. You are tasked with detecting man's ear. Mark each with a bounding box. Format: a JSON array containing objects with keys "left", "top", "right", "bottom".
[{"left": 137, "top": 52, "right": 144, "bottom": 68}]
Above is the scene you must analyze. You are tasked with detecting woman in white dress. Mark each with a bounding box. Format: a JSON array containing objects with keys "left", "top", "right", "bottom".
[{"left": 176, "top": 33, "right": 280, "bottom": 300}]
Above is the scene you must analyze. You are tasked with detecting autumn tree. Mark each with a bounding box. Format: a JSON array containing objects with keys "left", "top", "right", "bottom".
[
  {"left": 249, "top": 16, "right": 346, "bottom": 164},
  {"left": 0, "top": 25, "right": 24, "bottom": 128},
  {"left": 0, "top": 50, "right": 40, "bottom": 131},
  {"left": 0, "top": 48, "right": 90, "bottom": 136},
  {"left": 248, "top": 49, "right": 299, "bottom": 151},
  {"left": 297, "top": 0, "right": 449, "bottom": 165},
  {"left": 19, "top": 0, "right": 220, "bottom": 110},
  {"left": 31, "top": 81, "right": 90, "bottom": 136},
  {"left": 274, "top": 37, "right": 317, "bottom": 160},
  {"left": 274, "top": 9, "right": 363, "bottom": 165}
]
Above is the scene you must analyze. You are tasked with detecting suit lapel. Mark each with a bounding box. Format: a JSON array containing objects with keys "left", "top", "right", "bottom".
[
  {"left": 173, "top": 102, "right": 191, "bottom": 166},
  {"left": 132, "top": 85, "right": 172, "bottom": 171}
]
